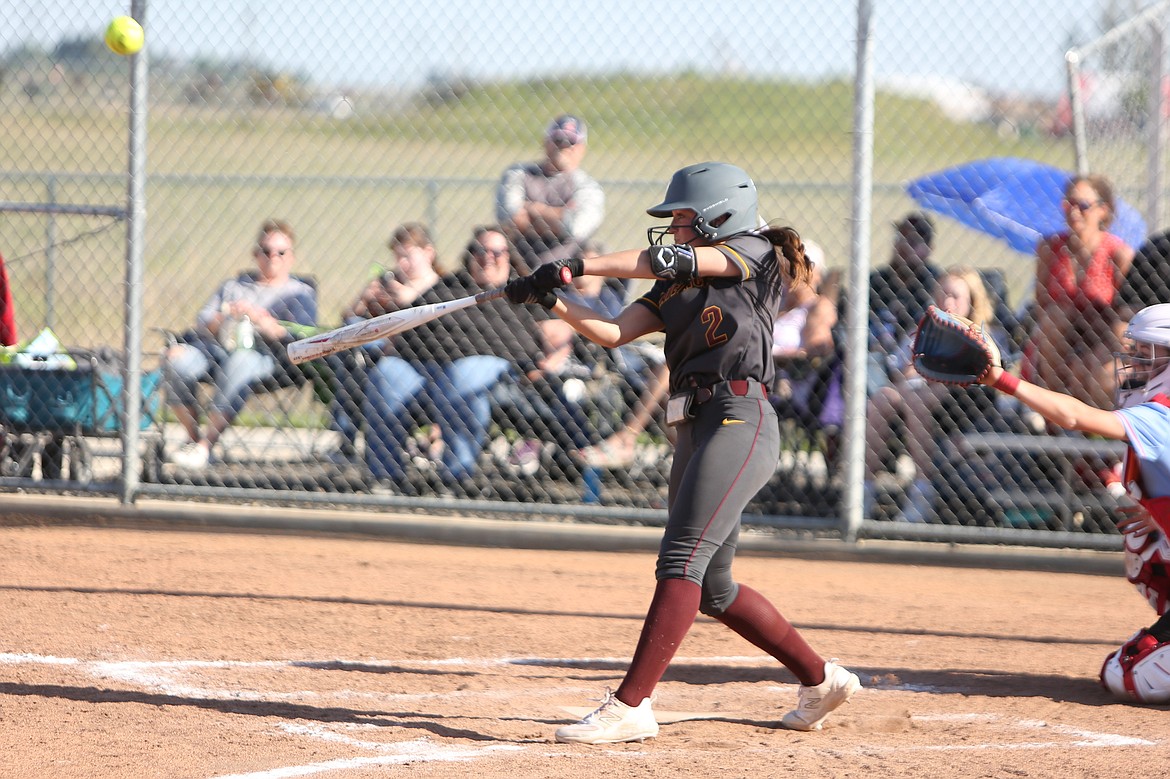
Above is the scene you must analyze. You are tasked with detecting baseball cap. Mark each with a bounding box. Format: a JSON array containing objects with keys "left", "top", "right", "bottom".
[{"left": 546, "top": 114, "right": 588, "bottom": 147}]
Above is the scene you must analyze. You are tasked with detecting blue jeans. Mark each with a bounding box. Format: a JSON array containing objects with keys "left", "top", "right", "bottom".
[
  {"left": 165, "top": 341, "right": 277, "bottom": 420},
  {"left": 363, "top": 355, "right": 510, "bottom": 482}
]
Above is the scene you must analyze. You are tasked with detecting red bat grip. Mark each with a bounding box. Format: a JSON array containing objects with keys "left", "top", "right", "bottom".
[{"left": 559, "top": 265, "right": 573, "bottom": 284}]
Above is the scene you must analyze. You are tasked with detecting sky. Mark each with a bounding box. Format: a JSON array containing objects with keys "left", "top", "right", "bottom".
[{"left": 5, "top": 0, "right": 1145, "bottom": 98}]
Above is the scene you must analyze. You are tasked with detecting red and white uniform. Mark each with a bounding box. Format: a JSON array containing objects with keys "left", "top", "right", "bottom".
[
  {"left": 1100, "top": 394, "right": 1170, "bottom": 702},
  {"left": 1115, "top": 394, "right": 1170, "bottom": 616}
]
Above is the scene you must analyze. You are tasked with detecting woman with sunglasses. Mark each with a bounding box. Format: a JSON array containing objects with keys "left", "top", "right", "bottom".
[
  {"left": 357, "top": 225, "right": 548, "bottom": 491},
  {"left": 1032, "top": 173, "right": 1135, "bottom": 407},
  {"left": 165, "top": 219, "right": 318, "bottom": 470}
]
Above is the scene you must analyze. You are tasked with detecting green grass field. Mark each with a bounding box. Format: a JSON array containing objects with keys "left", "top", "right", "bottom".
[{"left": 0, "top": 74, "right": 1125, "bottom": 351}]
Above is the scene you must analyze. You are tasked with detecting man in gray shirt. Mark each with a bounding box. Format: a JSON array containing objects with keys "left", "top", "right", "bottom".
[{"left": 495, "top": 114, "right": 605, "bottom": 270}]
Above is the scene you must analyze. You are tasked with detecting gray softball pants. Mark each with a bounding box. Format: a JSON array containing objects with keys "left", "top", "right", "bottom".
[{"left": 656, "top": 380, "right": 780, "bottom": 616}]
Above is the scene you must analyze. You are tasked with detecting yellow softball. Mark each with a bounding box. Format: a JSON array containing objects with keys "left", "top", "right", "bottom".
[{"left": 105, "top": 16, "right": 144, "bottom": 56}]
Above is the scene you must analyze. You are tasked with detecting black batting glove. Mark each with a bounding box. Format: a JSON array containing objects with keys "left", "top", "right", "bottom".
[
  {"left": 530, "top": 256, "right": 583, "bottom": 291},
  {"left": 504, "top": 277, "right": 557, "bottom": 309}
]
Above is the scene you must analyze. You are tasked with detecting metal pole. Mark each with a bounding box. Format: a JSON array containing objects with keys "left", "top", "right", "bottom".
[
  {"left": 44, "top": 177, "right": 57, "bottom": 329},
  {"left": 1065, "top": 0, "right": 1170, "bottom": 181},
  {"left": 842, "top": 0, "right": 876, "bottom": 543},
  {"left": 120, "top": 0, "right": 148, "bottom": 504},
  {"left": 1065, "top": 50, "right": 1090, "bottom": 176},
  {"left": 1147, "top": 22, "right": 1167, "bottom": 232}
]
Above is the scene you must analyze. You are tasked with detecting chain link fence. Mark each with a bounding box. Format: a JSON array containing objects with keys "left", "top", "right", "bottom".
[{"left": 2, "top": 1, "right": 1167, "bottom": 546}]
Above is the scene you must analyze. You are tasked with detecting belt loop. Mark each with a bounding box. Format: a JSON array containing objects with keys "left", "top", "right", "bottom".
[{"left": 729, "top": 379, "right": 749, "bottom": 396}]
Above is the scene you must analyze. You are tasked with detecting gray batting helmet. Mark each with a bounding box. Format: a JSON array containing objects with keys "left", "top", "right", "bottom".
[{"left": 647, "top": 162, "right": 759, "bottom": 245}]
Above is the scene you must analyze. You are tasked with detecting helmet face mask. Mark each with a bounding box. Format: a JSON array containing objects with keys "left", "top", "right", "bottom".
[
  {"left": 646, "top": 162, "right": 758, "bottom": 246},
  {"left": 1114, "top": 340, "right": 1170, "bottom": 407},
  {"left": 646, "top": 209, "right": 709, "bottom": 247},
  {"left": 1113, "top": 303, "right": 1170, "bottom": 408},
  {"left": 647, "top": 224, "right": 674, "bottom": 246}
]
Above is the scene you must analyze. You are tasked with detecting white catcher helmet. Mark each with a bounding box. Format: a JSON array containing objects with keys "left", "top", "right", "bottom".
[
  {"left": 1100, "top": 630, "right": 1170, "bottom": 703},
  {"left": 1114, "top": 303, "right": 1170, "bottom": 409}
]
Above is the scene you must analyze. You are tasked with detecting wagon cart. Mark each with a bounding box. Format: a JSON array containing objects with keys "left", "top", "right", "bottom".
[{"left": 0, "top": 350, "right": 164, "bottom": 484}]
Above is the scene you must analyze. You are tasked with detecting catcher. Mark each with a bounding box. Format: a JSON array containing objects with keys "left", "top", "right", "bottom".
[{"left": 914, "top": 303, "right": 1170, "bottom": 703}]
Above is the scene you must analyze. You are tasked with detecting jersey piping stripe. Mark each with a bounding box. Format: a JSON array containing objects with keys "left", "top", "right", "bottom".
[
  {"left": 719, "top": 245, "right": 752, "bottom": 279},
  {"left": 681, "top": 397, "right": 766, "bottom": 578},
  {"left": 635, "top": 295, "right": 661, "bottom": 314}
]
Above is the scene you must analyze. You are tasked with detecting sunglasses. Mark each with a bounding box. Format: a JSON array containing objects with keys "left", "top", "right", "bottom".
[
  {"left": 256, "top": 245, "right": 289, "bottom": 257},
  {"left": 1065, "top": 198, "right": 1103, "bottom": 213}
]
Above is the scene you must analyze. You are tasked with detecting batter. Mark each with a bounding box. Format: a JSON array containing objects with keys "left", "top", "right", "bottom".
[{"left": 504, "top": 161, "right": 862, "bottom": 744}]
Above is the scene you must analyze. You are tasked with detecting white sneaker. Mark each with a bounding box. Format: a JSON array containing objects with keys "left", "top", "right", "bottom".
[
  {"left": 169, "top": 441, "right": 210, "bottom": 470},
  {"left": 781, "top": 660, "right": 861, "bottom": 732},
  {"left": 555, "top": 690, "right": 659, "bottom": 744}
]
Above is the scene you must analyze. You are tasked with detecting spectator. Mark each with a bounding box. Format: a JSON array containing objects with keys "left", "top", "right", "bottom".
[
  {"left": 498, "top": 240, "right": 636, "bottom": 477},
  {"left": 328, "top": 222, "right": 447, "bottom": 458},
  {"left": 571, "top": 363, "right": 670, "bottom": 470},
  {"left": 165, "top": 219, "right": 317, "bottom": 469},
  {"left": 1031, "top": 173, "right": 1134, "bottom": 407},
  {"left": 1119, "top": 228, "right": 1170, "bottom": 319},
  {"left": 869, "top": 211, "right": 944, "bottom": 352},
  {"left": 495, "top": 114, "right": 605, "bottom": 271},
  {"left": 559, "top": 240, "right": 657, "bottom": 392},
  {"left": 561, "top": 249, "right": 673, "bottom": 473},
  {"left": 360, "top": 225, "right": 549, "bottom": 489},
  {"left": 0, "top": 249, "right": 16, "bottom": 346},
  {"left": 864, "top": 266, "right": 1003, "bottom": 522},
  {"left": 770, "top": 240, "right": 842, "bottom": 469},
  {"left": 536, "top": 240, "right": 626, "bottom": 376}
]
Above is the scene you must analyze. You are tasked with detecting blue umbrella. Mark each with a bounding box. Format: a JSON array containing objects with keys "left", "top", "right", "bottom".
[{"left": 905, "top": 157, "right": 1147, "bottom": 254}]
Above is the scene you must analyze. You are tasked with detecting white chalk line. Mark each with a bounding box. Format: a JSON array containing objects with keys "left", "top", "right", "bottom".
[
  {"left": 0, "top": 652, "right": 784, "bottom": 706},
  {"left": 4, "top": 651, "right": 1162, "bottom": 776},
  {"left": 209, "top": 734, "right": 523, "bottom": 779},
  {"left": 0, "top": 652, "right": 600, "bottom": 705},
  {"left": 893, "top": 713, "right": 1158, "bottom": 750}
]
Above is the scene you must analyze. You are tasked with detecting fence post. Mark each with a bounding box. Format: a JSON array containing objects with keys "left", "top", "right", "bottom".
[
  {"left": 842, "top": 0, "right": 876, "bottom": 543},
  {"left": 120, "top": 0, "right": 149, "bottom": 504},
  {"left": 1147, "top": 21, "right": 1167, "bottom": 230},
  {"left": 44, "top": 176, "right": 57, "bottom": 330}
]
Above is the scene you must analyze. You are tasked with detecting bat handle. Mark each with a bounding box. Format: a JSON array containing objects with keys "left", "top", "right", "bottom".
[{"left": 481, "top": 265, "right": 574, "bottom": 304}]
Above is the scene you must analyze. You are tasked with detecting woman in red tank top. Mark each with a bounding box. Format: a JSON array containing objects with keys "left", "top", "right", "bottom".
[{"left": 1033, "top": 174, "right": 1134, "bottom": 406}]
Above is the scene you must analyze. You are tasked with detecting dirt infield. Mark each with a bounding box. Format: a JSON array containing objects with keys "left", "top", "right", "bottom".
[{"left": 1, "top": 522, "right": 1167, "bottom": 778}]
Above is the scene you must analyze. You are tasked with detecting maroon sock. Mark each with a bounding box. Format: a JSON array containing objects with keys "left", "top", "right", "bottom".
[
  {"left": 615, "top": 578, "right": 701, "bottom": 705},
  {"left": 715, "top": 584, "right": 825, "bottom": 686}
]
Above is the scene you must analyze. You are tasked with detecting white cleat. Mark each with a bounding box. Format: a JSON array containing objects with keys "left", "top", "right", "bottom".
[
  {"left": 781, "top": 660, "right": 861, "bottom": 732},
  {"left": 555, "top": 690, "right": 659, "bottom": 744}
]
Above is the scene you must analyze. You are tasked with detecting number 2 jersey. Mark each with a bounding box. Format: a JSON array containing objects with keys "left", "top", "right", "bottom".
[{"left": 634, "top": 233, "right": 783, "bottom": 394}]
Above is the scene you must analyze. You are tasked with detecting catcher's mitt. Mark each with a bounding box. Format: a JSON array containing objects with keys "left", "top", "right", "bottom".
[{"left": 911, "top": 305, "right": 1001, "bottom": 386}]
